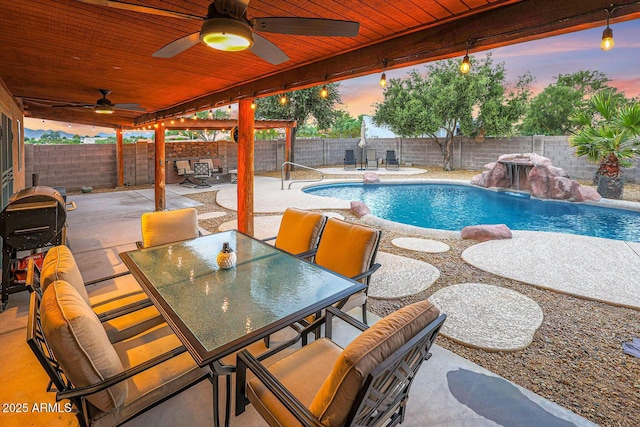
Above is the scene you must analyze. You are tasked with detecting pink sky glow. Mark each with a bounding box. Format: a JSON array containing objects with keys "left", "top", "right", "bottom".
[{"left": 26, "top": 19, "right": 639, "bottom": 135}]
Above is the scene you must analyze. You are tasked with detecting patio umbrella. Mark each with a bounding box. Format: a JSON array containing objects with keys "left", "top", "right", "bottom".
[{"left": 358, "top": 120, "right": 366, "bottom": 169}]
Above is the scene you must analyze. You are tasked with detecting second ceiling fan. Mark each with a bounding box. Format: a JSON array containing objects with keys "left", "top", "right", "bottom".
[{"left": 74, "top": 0, "right": 360, "bottom": 64}]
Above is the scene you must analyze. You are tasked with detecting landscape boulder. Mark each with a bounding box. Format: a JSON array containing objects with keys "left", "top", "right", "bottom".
[
  {"left": 350, "top": 201, "right": 370, "bottom": 218},
  {"left": 363, "top": 172, "right": 380, "bottom": 184},
  {"left": 461, "top": 224, "right": 513, "bottom": 242},
  {"left": 473, "top": 153, "right": 596, "bottom": 202}
]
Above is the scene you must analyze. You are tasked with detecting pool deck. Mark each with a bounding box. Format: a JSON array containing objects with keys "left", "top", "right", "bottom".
[{"left": 2, "top": 173, "right": 635, "bottom": 426}]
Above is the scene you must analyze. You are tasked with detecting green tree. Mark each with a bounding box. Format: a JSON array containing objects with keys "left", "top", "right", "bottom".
[
  {"left": 570, "top": 92, "right": 640, "bottom": 199},
  {"left": 520, "top": 70, "right": 622, "bottom": 135},
  {"left": 194, "top": 108, "right": 231, "bottom": 141},
  {"left": 328, "top": 111, "right": 362, "bottom": 138},
  {"left": 255, "top": 83, "right": 342, "bottom": 170},
  {"left": 374, "top": 55, "right": 532, "bottom": 170}
]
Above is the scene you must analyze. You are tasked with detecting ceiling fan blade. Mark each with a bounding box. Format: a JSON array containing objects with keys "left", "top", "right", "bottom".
[
  {"left": 250, "top": 34, "right": 289, "bottom": 65},
  {"left": 52, "top": 104, "right": 94, "bottom": 108},
  {"left": 114, "top": 103, "right": 145, "bottom": 111},
  {"left": 215, "top": 0, "right": 251, "bottom": 19},
  {"left": 251, "top": 17, "right": 359, "bottom": 37},
  {"left": 73, "top": 0, "right": 202, "bottom": 20},
  {"left": 152, "top": 32, "right": 201, "bottom": 58}
]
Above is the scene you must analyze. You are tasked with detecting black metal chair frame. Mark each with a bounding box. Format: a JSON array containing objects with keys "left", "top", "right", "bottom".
[
  {"left": 235, "top": 306, "right": 447, "bottom": 427},
  {"left": 344, "top": 149, "right": 357, "bottom": 170},
  {"left": 26, "top": 291, "right": 212, "bottom": 427},
  {"left": 175, "top": 160, "right": 196, "bottom": 186},
  {"left": 386, "top": 151, "right": 400, "bottom": 170},
  {"left": 192, "top": 162, "right": 212, "bottom": 188}
]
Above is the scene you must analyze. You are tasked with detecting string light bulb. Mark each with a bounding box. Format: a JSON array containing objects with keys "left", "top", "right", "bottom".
[
  {"left": 460, "top": 41, "right": 471, "bottom": 74},
  {"left": 250, "top": 100, "right": 256, "bottom": 110},
  {"left": 379, "top": 72, "right": 386, "bottom": 88},
  {"left": 319, "top": 85, "right": 328, "bottom": 99},
  {"left": 601, "top": 9, "right": 615, "bottom": 51},
  {"left": 379, "top": 59, "right": 388, "bottom": 88},
  {"left": 208, "top": 109, "right": 214, "bottom": 119},
  {"left": 279, "top": 93, "right": 288, "bottom": 105},
  {"left": 227, "top": 104, "right": 232, "bottom": 113},
  {"left": 180, "top": 117, "right": 185, "bottom": 123}
]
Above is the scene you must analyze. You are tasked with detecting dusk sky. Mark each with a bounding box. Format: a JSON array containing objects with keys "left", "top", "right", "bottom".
[{"left": 27, "top": 18, "right": 639, "bottom": 136}]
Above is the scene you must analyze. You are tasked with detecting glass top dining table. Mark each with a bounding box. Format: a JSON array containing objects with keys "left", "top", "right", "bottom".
[{"left": 120, "top": 230, "right": 365, "bottom": 367}]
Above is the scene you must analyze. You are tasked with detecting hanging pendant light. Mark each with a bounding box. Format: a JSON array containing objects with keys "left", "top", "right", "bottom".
[
  {"left": 460, "top": 42, "right": 471, "bottom": 74},
  {"left": 601, "top": 9, "right": 615, "bottom": 51}
]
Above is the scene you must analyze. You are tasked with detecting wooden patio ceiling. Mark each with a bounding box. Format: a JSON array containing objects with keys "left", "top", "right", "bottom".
[{"left": 1, "top": 0, "right": 639, "bottom": 129}]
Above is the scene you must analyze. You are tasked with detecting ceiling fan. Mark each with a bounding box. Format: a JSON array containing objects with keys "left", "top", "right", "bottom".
[
  {"left": 73, "top": 0, "right": 360, "bottom": 64},
  {"left": 26, "top": 89, "right": 145, "bottom": 115}
]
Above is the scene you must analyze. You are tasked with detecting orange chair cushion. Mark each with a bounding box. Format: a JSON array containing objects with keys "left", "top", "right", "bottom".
[
  {"left": 41, "top": 280, "right": 127, "bottom": 412},
  {"left": 275, "top": 207, "right": 326, "bottom": 255},
  {"left": 309, "top": 300, "right": 440, "bottom": 426},
  {"left": 140, "top": 207, "right": 199, "bottom": 248},
  {"left": 41, "top": 245, "right": 90, "bottom": 305},
  {"left": 314, "top": 218, "right": 379, "bottom": 281}
]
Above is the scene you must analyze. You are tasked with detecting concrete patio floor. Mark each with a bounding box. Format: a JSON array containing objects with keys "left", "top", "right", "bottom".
[{"left": 0, "top": 181, "right": 598, "bottom": 427}]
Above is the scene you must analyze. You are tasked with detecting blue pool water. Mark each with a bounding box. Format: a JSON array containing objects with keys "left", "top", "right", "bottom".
[{"left": 303, "top": 183, "right": 640, "bottom": 242}]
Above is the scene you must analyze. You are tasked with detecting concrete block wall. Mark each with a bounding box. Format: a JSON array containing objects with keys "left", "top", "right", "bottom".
[
  {"left": 26, "top": 144, "right": 117, "bottom": 189},
  {"left": 25, "top": 135, "right": 640, "bottom": 190}
]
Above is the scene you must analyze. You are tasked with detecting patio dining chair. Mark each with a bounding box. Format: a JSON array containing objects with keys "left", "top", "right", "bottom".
[
  {"left": 192, "top": 161, "right": 212, "bottom": 188},
  {"left": 137, "top": 207, "right": 201, "bottom": 249},
  {"left": 175, "top": 160, "right": 195, "bottom": 185},
  {"left": 261, "top": 207, "right": 327, "bottom": 258},
  {"left": 366, "top": 148, "right": 378, "bottom": 169},
  {"left": 385, "top": 150, "right": 399, "bottom": 170},
  {"left": 235, "top": 301, "right": 446, "bottom": 427},
  {"left": 344, "top": 149, "right": 357, "bottom": 170},
  {"left": 28, "top": 281, "right": 211, "bottom": 427},
  {"left": 312, "top": 218, "right": 381, "bottom": 325}
]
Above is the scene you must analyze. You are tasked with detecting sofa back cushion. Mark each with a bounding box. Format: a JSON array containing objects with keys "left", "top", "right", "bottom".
[
  {"left": 41, "top": 280, "right": 127, "bottom": 412},
  {"left": 41, "top": 245, "right": 89, "bottom": 305}
]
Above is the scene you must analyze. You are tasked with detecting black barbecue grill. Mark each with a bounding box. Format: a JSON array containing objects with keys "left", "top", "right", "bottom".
[{"left": 0, "top": 186, "right": 75, "bottom": 310}]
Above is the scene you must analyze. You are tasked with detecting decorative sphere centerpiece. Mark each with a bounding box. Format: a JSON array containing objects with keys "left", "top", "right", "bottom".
[{"left": 217, "top": 242, "right": 237, "bottom": 269}]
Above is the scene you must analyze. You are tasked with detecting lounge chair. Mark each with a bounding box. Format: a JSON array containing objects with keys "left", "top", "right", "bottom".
[
  {"left": 366, "top": 148, "right": 378, "bottom": 169},
  {"left": 386, "top": 150, "right": 400, "bottom": 170},
  {"left": 175, "top": 160, "right": 195, "bottom": 185},
  {"left": 235, "top": 301, "right": 446, "bottom": 427},
  {"left": 344, "top": 149, "right": 357, "bottom": 170},
  {"left": 192, "top": 161, "right": 212, "bottom": 188}
]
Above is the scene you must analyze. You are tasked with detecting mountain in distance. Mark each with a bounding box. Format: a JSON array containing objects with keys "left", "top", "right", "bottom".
[{"left": 24, "top": 128, "right": 114, "bottom": 139}]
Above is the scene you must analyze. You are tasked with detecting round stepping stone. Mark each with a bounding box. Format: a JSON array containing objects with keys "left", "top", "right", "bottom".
[
  {"left": 369, "top": 252, "right": 440, "bottom": 299},
  {"left": 392, "top": 237, "right": 450, "bottom": 253},
  {"left": 198, "top": 211, "right": 227, "bottom": 220},
  {"left": 429, "top": 283, "right": 543, "bottom": 351},
  {"left": 218, "top": 215, "right": 283, "bottom": 241}
]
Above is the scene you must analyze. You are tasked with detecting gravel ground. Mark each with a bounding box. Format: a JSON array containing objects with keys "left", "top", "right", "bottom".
[{"left": 75, "top": 166, "right": 640, "bottom": 426}]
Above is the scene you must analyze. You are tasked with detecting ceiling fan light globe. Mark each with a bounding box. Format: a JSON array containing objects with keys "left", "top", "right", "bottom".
[
  {"left": 94, "top": 104, "right": 115, "bottom": 114},
  {"left": 201, "top": 18, "right": 254, "bottom": 52}
]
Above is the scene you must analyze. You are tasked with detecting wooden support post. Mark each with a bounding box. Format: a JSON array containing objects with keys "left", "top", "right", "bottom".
[
  {"left": 154, "top": 124, "right": 166, "bottom": 211},
  {"left": 284, "top": 126, "right": 292, "bottom": 180},
  {"left": 116, "top": 129, "right": 124, "bottom": 187},
  {"left": 237, "top": 99, "right": 255, "bottom": 236}
]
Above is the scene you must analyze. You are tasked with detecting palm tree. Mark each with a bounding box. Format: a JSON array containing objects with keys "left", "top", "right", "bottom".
[{"left": 570, "top": 92, "right": 640, "bottom": 199}]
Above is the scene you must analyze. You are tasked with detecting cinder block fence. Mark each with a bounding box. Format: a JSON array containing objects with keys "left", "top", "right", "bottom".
[{"left": 24, "top": 136, "right": 640, "bottom": 191}]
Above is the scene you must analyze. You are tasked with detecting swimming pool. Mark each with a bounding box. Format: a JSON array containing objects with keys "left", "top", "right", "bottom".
[{"left": 303, "top": 182, "right": 640, "bottom": 242}]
